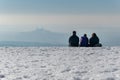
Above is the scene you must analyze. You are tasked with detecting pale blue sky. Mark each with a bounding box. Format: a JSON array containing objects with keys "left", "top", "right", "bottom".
[
  {"left": 0, "top": 0, "right": 120, "bottom": 32},
  {"left": 0, "top": 0, "right": 120, "bottom": 14}
]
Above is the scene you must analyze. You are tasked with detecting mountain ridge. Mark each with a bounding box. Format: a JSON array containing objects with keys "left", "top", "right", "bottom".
[{"left": 0, "top": 28, "right": 69, "bottom": 46}]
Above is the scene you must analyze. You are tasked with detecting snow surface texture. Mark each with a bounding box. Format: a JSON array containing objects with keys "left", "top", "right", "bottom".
[{"left": 0, "top": 47, "right": 120, "bottom": 80}]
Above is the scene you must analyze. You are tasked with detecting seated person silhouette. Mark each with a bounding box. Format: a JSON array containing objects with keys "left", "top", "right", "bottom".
[
  {"left": 69, "top": 31, "right": 79, "bottom": 47},
  {"left": 80, "top": 34, "right": 88, "bottom": 47},
  {"left": 89, "top": 33, "right": 102, "bottom": 47}
]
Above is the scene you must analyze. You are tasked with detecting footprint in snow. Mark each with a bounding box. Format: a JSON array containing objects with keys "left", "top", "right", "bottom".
[
  {"left": 0, "top": 75, "right": 5, "bottom": 78},
  {"left": 103, "top": 77, "right": 115, "bottom": 80},
  {"left": 73, "top": 77, "right": 81, "bottom": 80},
  {"left": 61, "top": 68, "right": 71, "bottom": 73}
]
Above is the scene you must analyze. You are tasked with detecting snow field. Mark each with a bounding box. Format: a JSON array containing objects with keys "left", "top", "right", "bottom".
[{"left": 0, "top": 47, "right": 120, "bottom": 80}]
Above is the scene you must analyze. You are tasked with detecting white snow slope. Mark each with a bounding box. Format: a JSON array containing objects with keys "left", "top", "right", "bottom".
[{"left": 0, "top": 47, "right": 120, "bottom": 80}]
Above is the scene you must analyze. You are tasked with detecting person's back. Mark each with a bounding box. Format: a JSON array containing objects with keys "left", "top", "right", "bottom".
[
  {"left": 89, "top": 33, "right": 99, "bottom": 47},
  {"left": 80, "top": 34, "right": 88, "bottom": 47},
  {"left": 69, "top": 31, "right": 79, "bottom": 47}
]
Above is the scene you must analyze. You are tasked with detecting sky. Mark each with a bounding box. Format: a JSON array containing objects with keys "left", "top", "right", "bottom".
[{"left": 0, "top": 0, "right": 120, "bottom": 32}]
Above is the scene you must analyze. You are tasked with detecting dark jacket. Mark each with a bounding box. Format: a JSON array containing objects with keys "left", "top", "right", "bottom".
[
  {"left": 80, "top": 36, "right": 88, "bottom": 47},
  {"left": 69, "top": 34, "right": 79, "bottom": 47},
  {"left": 89, "top": 36, "right": 99, "bottom": 47}
]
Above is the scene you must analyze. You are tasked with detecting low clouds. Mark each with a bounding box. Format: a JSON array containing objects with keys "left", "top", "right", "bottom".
[{"left": 0, "top": 14, "right": 120, "bottom": 25}]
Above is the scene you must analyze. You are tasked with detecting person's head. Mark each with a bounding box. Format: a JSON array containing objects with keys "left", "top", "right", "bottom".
[
  {"left": 73, "top": 31, "right": 76, "bottom": 35},
  {"left": 92, "top": 33, "right": 97, "bottom": 37},
  {"left": 84, "top": 34, "right": 87, "bottom": 37}
]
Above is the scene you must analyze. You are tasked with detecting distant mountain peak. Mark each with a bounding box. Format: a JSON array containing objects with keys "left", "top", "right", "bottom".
[{"left": 34, "top": 27, "right": 51, "bottom": 33}]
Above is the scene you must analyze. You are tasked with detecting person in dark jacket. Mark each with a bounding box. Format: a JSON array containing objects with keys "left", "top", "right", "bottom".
[
  {"left": 69, "top": 31, "right": 79, "bottom": 47},
  {"left": 89, "top": 33, "right": 100, "bottom": 47},
  {"left": 80, "top": 34, "right": 88, "bottom": 47}
]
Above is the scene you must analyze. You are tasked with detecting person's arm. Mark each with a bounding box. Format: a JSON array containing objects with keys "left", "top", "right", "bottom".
[
  {"left": 69, "top": 37, "right": 71, "bottom": 43},
  {"left": 97, "top": 37, "right": 100, "bottom": 43},
  {"left": 80, "top": 37, "right": 82, "bottom": 43},
  {"left": 77, "top": 36, "right": 79, "bottom": 43},
  {"left": 69, "top": 37, "right": 72, "bottom": 46},
  {"left": 89, "top": 38, "right": 91, "bottom": 44}
]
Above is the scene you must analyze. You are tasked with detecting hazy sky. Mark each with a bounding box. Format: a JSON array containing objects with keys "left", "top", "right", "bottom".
[{"left": 0, "top": 0, "right": 120, "bottom": 32}]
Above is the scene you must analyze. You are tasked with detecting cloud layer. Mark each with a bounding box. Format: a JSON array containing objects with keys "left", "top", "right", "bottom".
[{"left": 0, "top": 14, "right": 120, "bottom": 25}]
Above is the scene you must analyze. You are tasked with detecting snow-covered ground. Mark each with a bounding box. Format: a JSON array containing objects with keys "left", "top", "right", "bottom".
[{"left": 0, "top": 47, "right": 120, "bottom": 80}]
